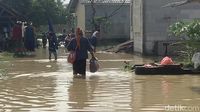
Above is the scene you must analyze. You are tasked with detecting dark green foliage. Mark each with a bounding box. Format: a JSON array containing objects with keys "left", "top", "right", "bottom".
[
  {"left": 3, "top": 0, "right": 68, "bottom": 26},
  {"left": 123, "top": 61, "right": 134, "bottom": 72},
  {"left": 66, "top": 13, "right": 76, "bottom": 30},
  {"left": 0, "top": 52, "right": 13, "bottom": 61},
  {"left": 169, "top": 19, "right": 200, "bottom": 41},
  {"left": 183, "top": 62, "right": 194, "bottom": 69}
]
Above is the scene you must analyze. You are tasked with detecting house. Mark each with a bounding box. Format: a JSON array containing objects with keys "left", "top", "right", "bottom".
[
  {"left": 131, "top": 0, "right": 200, "bottom": 55},
  {"left": 67, "top": 0, "right": 130, "bottom": 41}
]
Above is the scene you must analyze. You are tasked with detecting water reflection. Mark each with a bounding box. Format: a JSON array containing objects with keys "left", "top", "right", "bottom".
[
  {"left": 68, "top": 78, "right": 90, "bottom": 110},
  {"left": 133, "top": 75, "right": 200, "bottom": 112},
  {"left": 0, "top": 74, "right": 56, "bottom": 111}
]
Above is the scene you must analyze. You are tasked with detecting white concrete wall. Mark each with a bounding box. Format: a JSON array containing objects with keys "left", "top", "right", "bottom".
[
  {"left": 75, "top": 1, "right": 86, "bottom": 34},
  {"left": 85, "top": 4, "right": 130, "bottom": 40},
  {"left": 143, "top": 0, "right": 200, "bottom": 55},
  {"left": 131, "top": 0, "right": 200, "bottom": 55}
]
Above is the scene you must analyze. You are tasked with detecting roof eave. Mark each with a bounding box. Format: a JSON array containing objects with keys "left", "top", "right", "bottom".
[{"left": 67, "top": 0, "right": 78, "bottom": 13}]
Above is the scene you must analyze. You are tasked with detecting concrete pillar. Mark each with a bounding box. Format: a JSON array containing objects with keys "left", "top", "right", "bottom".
[
  {"left": 130, "top": 0, "right": 134, "bottom": 40},
  {"left": 132, "top": 0, "right": 143, "bottom": 54}
]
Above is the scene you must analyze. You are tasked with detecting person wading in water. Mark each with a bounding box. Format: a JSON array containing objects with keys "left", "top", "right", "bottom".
[{"left": 67, "top": 28, "right": 95, "bottom": 78}]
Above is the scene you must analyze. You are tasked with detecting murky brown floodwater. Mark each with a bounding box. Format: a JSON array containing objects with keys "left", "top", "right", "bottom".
[{"left": 0, "top": 48, "right": 200, "bottom": 112}]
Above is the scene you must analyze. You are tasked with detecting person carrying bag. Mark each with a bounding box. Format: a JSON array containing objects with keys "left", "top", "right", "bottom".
[{"left": 67, "top": 28, "right": 95, "bottom": 77}]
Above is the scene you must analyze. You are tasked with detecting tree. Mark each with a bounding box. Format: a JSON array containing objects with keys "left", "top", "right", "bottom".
[
  {"left": 31, "top": 0, "right": 68, "bottom": 25},
  {"left": 169, "top": 19, "right": 200, "bottom": 62},
  {"left": 163, "top": 0, "right": 200, "bottom": 65},
  {"left": 3, "top": 0, "right": 68, "bottom": 26},
  {"left": 66, "top": 13, "right": 75, "bottom": 31}
]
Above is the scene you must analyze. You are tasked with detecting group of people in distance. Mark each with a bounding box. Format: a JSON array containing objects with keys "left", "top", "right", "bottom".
[{"left": 12, "top": 22, "right": 36, "bottom": 56}]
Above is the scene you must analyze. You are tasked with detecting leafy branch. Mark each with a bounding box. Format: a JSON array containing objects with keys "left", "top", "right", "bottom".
[{"left": 169, "top": 19, "right": 200, "bottom": 62}]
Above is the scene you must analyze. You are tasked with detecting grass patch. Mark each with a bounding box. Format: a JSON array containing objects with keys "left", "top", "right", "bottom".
[
  {"left": 0, "top": 52, "right": 12, "bottom": 79},
  {"left": 0, "top": 69, "right": 8, "bottom": 79},
  {"left": 0, "top": 52, "right": 14, "bottom": 61}
]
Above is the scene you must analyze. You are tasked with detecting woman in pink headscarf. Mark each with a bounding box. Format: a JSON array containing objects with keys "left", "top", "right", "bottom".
[{"left": 67, "top": 28, "right": 95, "bottom": 78}]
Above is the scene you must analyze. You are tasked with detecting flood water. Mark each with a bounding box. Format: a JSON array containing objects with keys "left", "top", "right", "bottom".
[{"left": 0, "top": 48, "right": 200, "bottom": 112}]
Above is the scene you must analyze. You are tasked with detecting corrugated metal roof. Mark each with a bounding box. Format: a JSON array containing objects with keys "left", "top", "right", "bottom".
[{"left": 81, "top": 0, "right": 130, "bottom": 4}]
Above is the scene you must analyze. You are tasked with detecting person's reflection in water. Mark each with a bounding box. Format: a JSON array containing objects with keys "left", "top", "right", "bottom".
[
  {"left": 68, "top": 77, "right": 89, "bottom": 110},
  {"left": 68, "top": 75, "right": 99, "bottom": 110},
  {"left": 161, "top": 79, "right": 170, "bottom": 99}
]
